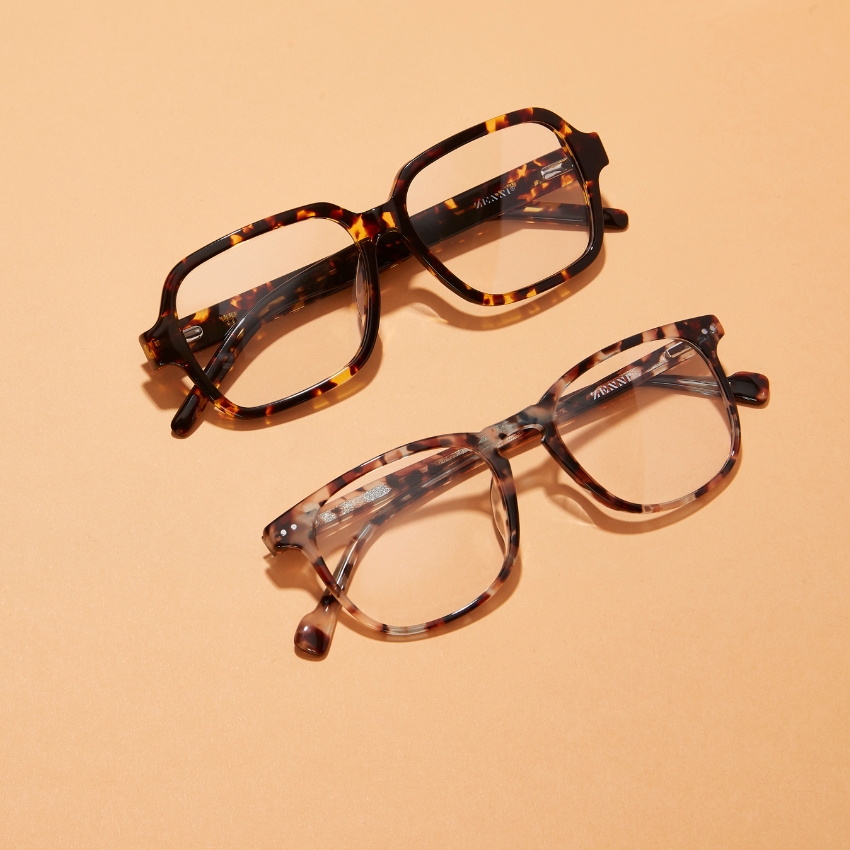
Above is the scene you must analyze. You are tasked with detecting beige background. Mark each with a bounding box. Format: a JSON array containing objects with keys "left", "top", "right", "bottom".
[{"left": 2, "top": 1, "right": 848, "bottom": 847}]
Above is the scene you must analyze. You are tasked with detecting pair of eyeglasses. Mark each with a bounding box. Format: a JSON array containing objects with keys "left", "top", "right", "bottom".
[
  {"left": 139, "top": 107, "right": 627, "bottom": 436},
  {"left": 262, "top": 316, "right": 769, "bottom": 657}
]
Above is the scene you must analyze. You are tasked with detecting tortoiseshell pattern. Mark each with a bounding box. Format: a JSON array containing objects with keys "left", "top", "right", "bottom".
[
  {"left": 263, "top": 315, "right": 770, "bottom": 657},
  {"left": 139, "top": 107, "right": 627, "bottom": 435}
]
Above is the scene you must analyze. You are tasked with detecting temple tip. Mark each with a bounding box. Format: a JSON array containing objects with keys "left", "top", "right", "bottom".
[
  {"left": 728, "top": 371, "right": 770, "bottom": 406},
  {"left": 294, "top": 622, "right": 332, "bottom": 657},
  {"left": 602, "top": 207, "right": 629, "bottom": 230},
  {"left": 294, "top": 593, "right": 339, "bottom": 658},
  {"left": 170, "top": 387, "right": 206, "bottom": 436}
]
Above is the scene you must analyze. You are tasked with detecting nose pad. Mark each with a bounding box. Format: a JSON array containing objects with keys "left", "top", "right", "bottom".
[
  {"left": 489, "top": 478, "right": 508, "bottom": 553},
  {"left": 355, "top": 253, "right": 368, "bottom": 337}
]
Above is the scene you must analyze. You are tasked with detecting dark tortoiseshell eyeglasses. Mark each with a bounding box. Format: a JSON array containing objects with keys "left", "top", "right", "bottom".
[
  {"left": 262, "top": 316, "right": 769, "bottom": 657},
  {"left": 139, "top": 107, "right": 627, "bottom": 436}
]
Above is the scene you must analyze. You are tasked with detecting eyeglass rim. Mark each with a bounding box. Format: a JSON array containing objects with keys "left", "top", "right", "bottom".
[
  {"left": 140, "top": 208, "right": 382, "bottom": 417},
  {"left": 389, "top": 105, "right": 609, "bottom": 305},
  {"left": 294, "top": 442, "right": 517, "bottom": 638}
]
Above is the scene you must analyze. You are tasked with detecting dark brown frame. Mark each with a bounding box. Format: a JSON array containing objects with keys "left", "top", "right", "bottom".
[
  {"left": 262, "top": 315, "right": 770, "bottom": 657},
  {"left": 139, "top": 107, "right": 627, "bottom": 435}
]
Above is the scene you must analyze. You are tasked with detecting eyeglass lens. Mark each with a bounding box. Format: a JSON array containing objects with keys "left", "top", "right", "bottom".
[
  {"left": 312, "top": 448, "right": 508, "bottom": 629},
  {"left": 175, "top": 217, "right": 364, "bottom": 407},
  {"left": 406, "top": 122, "right": 591, "bottom": 295},
  {"left": 555, "top": 340, "right": 734, "bottom": 506}
]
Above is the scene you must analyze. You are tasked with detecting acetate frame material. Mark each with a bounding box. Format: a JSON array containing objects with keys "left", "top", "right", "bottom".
[
  {"left": 263, "top": 315, "right": 770, "bottom": 657},
  {"left": 139, "top": 107, "right": 627, "bottom": 435}
]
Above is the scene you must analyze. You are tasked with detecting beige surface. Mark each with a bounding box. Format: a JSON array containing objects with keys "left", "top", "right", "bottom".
[{"left": 2, "top": 1, "right": 848, "bottom": 847}]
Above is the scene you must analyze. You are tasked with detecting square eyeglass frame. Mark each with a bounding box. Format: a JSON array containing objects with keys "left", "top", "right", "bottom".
[
  {"left": 140, "top": 107, "right": 626, "bottom": 435},
  {"left": 263, "top": 315, "right": 770, "bottom": 652}
]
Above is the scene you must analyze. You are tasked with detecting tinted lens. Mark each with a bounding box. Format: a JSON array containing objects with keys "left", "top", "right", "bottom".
[
  {"left": 555, "top": 340, "right": 734, "bottom": 506},
  {"left": 313, "top": 447, "right": 508, "bottom": 629},
  {"left": 406, "top": 122, "right": 590, "bottom": 295},
  {"left": 175, "top": 217, "right": 364, "bottom": 407}
]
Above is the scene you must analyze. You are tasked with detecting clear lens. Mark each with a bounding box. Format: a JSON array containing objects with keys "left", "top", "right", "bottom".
[
  {"left": 406, "top": 122, "right": 590, "bottom": 295},
  {"left": 175, "top": 217, "right": 364, "bottom": 407},
  {"left": 314, "top": 447, "right": 508, "bottom": 628},
  {"left": 555, "top": 340, "right": 733, "bottom": 506}
]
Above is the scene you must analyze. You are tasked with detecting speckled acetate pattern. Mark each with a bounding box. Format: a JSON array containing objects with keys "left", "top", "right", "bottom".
[
  {"left": 263, "top": 315, "right": 770, "bottom": 657},
  {"left": 139, "top": 107, "right": 627, "bottom": 435}
]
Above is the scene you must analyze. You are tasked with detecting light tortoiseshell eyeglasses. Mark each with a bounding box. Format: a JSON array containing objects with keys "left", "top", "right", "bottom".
[{"left": 263, "top": 316, "right": 769, "bottom": 657}]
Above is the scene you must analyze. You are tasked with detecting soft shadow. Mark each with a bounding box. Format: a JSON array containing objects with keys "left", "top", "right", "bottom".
[
  {"left": 265, "top": 549, "right": 325, "bottom": 600},
  {"left": 141, "top": 362, "right": 194, "bottom": 409}
]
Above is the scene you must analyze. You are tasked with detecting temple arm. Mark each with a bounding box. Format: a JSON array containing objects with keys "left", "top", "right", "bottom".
[
  {"left": 553, "top": 341, "right": 697, "bottom": 423},
  {"left": 177, "top": 249, "right": 359, "bottom": 356},
  {"left": 555, "top": 352, "right": 770, "bottom": 423}
]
